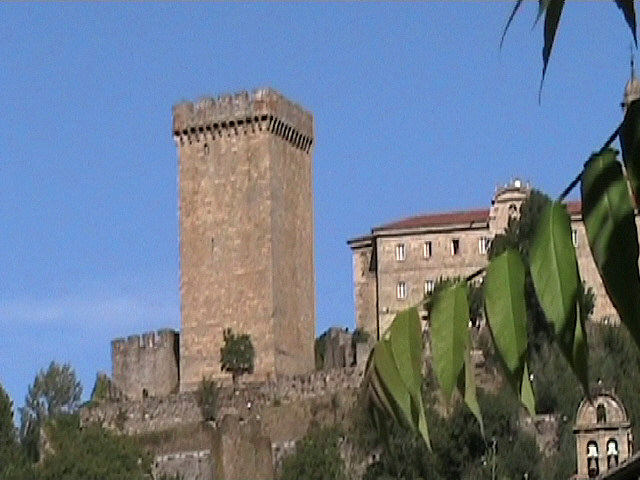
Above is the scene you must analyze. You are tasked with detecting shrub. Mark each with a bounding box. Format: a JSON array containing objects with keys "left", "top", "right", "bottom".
[
  {"left": 197, "top": 377, "right": 219, "bottom": 421},
  {"left": 279, "top": 426, "right": 346, "bottom": 480}
]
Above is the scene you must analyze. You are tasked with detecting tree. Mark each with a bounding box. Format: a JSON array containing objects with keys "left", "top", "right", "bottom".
[
  {"left": 34, "top": 413, "right": 151, "bottom": 480},
  {"left": 359, "top": 388, "right": 541, "bottom": 480},
  {"left": 0, "top": 383, "right": 30, "bottom": 479},
  {"left": 220, "top": 328, "right": 255, "bottom": 384},
  {"left": 89, "top": 373, "right": 110, "bottom": 403},
  {"left": 365, "top": 2, "right": 640, "bottom": 451},
  {"left": 20, "top": 362, "right": 82, "bottom": 461}
]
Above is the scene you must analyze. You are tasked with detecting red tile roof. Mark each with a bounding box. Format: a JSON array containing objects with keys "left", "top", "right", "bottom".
[
  {"left": 375, "top": 208, "right": 490, "bottom": 231},
  {"left": 374, "top": 201, "right": 583, "bottom": 232},
  {"left": 566, "top": 200, "right": 582, "bottom": 215}
]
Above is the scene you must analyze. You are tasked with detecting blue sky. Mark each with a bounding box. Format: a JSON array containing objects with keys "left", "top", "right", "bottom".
[{"left": 0, "top": 3, "right": 635, "bottom": 410}]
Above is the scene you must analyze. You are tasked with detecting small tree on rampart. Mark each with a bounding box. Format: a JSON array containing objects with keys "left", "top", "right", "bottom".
[{"left": 220, "top": 328, "right": 255, "bottom": 384}]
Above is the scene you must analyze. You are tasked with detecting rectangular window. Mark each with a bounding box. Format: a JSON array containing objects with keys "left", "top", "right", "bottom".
[
  {"left": 572, "top": 229, "right": 578, "bottom": 247},
  {"left": 396, "top": 281, "right": 407, "bottom": 300},
  {"left": 478, "top": 236, "right": 491, "bottom": 255},
  {"left": 423, "top": 241, "right": 432, "bottom": 259},
  {"left": 451, "top": 238, "right": 460, "bottom": 256},
  {"left": 424, "top": 280, "right": 435, "bottom": 295},
  {"left": 395, "top": 243, "right": 406, "bottom": 262}
]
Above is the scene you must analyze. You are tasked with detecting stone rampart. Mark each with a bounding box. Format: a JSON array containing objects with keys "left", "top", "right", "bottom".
[
  {"left": 154, "top": 449, "right": 213, "bottom": 480},
  {"left": 111, "top": 329, "right": 180, "bottom": 401},
  {"left": 81, "top": 367, "right": 365, "bottom": 436}
]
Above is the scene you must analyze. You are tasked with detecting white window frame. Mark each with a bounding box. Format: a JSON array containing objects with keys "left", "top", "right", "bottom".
[
  {"left": 423, "top": 241, "right": 432, "bottom": 259},
  {"left": 424, "top": 280, "right": 435, "bottom": 295},
  {"left": 478, "top": 236, "right": 491, "bottom": 255},
  {"left": 395, "top": 243, "right": 406, "bottom": 262},
  {"left": 451, "top": 238, "right": 460, "bottom": 256},
  {"left": 396, "top": 281, "right": 407, "bottom": 300}
]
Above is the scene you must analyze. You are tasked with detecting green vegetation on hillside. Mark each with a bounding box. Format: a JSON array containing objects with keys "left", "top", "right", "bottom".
[
  {"left": 279, "top": 426, "right": 347, "bottom": 480},
  {"left": 0, "top": 362, "right": 153, "bottom": 480}
]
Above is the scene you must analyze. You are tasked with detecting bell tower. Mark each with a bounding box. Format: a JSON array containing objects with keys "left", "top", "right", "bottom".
[{"left": 574, "top": 392, "right": 632, "bottom": 478}]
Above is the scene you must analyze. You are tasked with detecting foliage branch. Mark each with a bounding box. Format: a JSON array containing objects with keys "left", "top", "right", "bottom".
[{"left": 366, "top": 22, "right": 640, "bottom": 445}]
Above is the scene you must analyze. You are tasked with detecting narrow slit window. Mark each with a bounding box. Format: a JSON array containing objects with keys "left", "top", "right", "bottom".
[
  {"left": 451, "top": 239, "right": 460, "bottom": 256},
  {"left": 424, "top": 280, "right": 435, "bottom": 295},
  {"left": 396, "top": 281, "right": 407, "bottom": 300},
  {"left": 423, "top": 241, "right": 432, "bottom": 259},
  {"left": 479, "top": 237, "right": 491, "bottom": 255}
]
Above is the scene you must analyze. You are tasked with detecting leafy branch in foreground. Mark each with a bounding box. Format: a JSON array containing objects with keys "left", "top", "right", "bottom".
[
  {"left": 366, "top": 98, "right": 640, "bottom": 449},
  {"left": 501, "top": 1, "right": 637, "bottom": 99}
]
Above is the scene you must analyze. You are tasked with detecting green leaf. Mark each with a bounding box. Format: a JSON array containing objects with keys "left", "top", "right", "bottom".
[
  {"left": 389, "top": 307, "right": 423, "bottom": 396},
  {"left": 366, "top": 364, "right": 400, "bottom": 425},
  {"left": 386, "top": 306, "right": 432, "bottom": 450},
  {"left": 620, "top": 99, "right": 640, "bottom": 206},
  {"left": 534, "top": 0, "right": 551, "bottom": 27},
  {"left": 573, "top": 299, "right": 589, "bottom": 394},
  {"left": 520, "top": 362, "right": 536, "bottom": 417},
  {"left": 616, "top": 0, "right": 638, "bottom": 46},
  {"left": 540, "top": 0, "right": 566, "bottom": 100},
  {"left": 364, "top": 307, "right": 432, "bottom": 450},
  {"left": 372, "top": 340, "right": 414, "bottom": 429},
  {"left": 459, "top": 346, "right": 484, "bottom": 437},
  {"left": 430, "top": 283, "right": 469, "bottom": 404},
  {"left": 529, "top": 200, "right": 579, "bottom": 350},
  {"left": 500, "top": 0, "right": 524, "bottom": 49},
  {"left": 484, "top": 249, "right": 528, "bottom": 391},
  {"left": 581, "top": 148, "right": 640, "bottom": 348},
  {"left": 413, "top": 394, "right": 431, "bottom": 451}
]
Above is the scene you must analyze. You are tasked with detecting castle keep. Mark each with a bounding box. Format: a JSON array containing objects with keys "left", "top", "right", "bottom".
[{"left": 173, "top": 89, "right": 316, "bottom": 390}]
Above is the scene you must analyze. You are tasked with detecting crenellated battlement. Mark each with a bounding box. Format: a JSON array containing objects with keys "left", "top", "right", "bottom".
[
  {"left": 112, "top": 328, "right": 178, "bottom": 352},
  {"left": 172, "top": 88, "right": 314, "bottom": 152},
  {"left": 112, "top": 329, "right": 180, "bottom": 400}
]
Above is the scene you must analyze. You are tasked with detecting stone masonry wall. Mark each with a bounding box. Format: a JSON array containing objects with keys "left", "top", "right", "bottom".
[
  {"left": 81, "top": 367, "right": 364, "bottom": 436},
  {"left": 573, "top": 216, "right": 619, "bottom": 323},
  {"left": 111, "top": 329, "right": 179, "bottom": 401},
  {"left": 268, "top": 121, "right": 316, "bottom": 376},
  {"left": 375, "top": 225, "right": 490, "bottom": 335},
  {"left": 174, "top": 89, "right": 315, "bottom": 391},
  {"left": 351, "top": 239, "right": 378, "bottom": 339}
]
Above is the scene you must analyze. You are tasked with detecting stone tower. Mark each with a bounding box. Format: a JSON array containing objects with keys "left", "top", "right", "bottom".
[
  {"left": 173, "top": 89, "right": 316, "bottom": 391},
  {"left": 574, "top": 392, "right": 632, "bottom": 478}
]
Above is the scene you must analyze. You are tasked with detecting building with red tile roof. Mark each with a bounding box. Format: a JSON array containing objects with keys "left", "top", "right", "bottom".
[{"left": 347, "top": 180, "right": 617, "bottom": 339}]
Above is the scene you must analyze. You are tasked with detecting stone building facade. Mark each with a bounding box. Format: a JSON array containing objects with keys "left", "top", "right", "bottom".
[
  {"left": 348, "top": 180, "right": 619, "bottom": 339},
  {"left": 574, "top": 392, "right": 632, "bottom": 478},
  {"left": 173, "top": 89, "right": 316, "bottom": 390},
  {"left": 348, "top": 70, "right": 640, "bottom": 340},
  {"left": 111, "top": 329, "right": 180, "bottom": 400}
]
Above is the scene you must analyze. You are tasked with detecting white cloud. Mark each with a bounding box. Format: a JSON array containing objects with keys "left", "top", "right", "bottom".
[{"left": 0, "top": 289, "right": 179, "bottom": 331}]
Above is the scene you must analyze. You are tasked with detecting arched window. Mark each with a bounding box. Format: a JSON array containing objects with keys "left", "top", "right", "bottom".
[
  {"left": 597, "top": 404, "right": 607, "bottom": 423},
  {"left": 607, "top": 439, "right": 619, "bottom": 469},
  {"left": 587, "top": 441, "right": 600, "bottom": 478}
]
